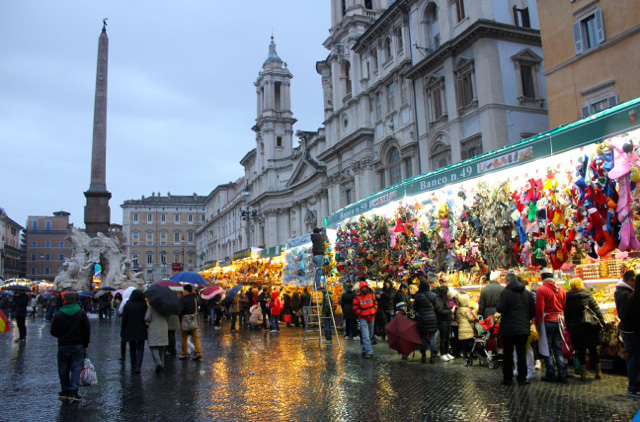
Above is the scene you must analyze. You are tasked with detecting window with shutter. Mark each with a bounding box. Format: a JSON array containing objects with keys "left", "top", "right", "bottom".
[{"left": 575, "top": 9, "right": 605, "bottom": 55}]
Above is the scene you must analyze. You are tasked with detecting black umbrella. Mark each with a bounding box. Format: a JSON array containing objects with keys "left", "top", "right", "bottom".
[
  {"left": 5, "top": 285, "right": 31, "bottom": 292},
  {"left": 144, "top": 285, "right": 182, "bottom": 316},
  {"left": 99, "top": 287, "right": 117, "bottom": 291}
]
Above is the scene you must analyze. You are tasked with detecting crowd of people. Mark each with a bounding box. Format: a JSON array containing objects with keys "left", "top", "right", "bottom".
[{"left": 3, "top": 263, "right": 640, "bottom": 402}]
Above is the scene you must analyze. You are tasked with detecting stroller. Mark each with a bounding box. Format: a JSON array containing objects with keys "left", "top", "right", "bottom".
[{"left": 463, "top": 315, "right": 503, "bottom": 369}]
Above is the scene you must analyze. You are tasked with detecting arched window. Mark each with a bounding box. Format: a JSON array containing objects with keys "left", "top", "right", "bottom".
[
  {"left": 384, "top": 37, "right": 392, "bottom": 60},
  {"left": 424, "top": 3, "right": 440, "bottom": 49},
  {"left": 388, "top": 147, "right": 402, "bottom": 185},
  {"left": 430, "top": 140, "right": 451, "bottom": 170}
]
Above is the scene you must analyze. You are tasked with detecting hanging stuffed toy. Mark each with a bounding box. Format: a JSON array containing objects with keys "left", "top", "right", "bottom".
[
  {"left": 609, "top": 140, "right": 640, "bottom": 251},
  {"left": 438, "top": 203, "right": 452, "bottom": 244}
]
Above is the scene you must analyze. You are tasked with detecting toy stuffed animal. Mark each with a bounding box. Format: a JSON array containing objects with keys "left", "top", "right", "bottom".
[{"left": 608, "top": 140, "right": 640, "bottom": 251}]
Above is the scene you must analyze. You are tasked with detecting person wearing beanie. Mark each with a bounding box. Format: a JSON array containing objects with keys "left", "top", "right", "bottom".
[
  {"left": 535, "top": 268, "right": 567, "bottom": 383},
  {"left": 478, "top": 270, "right": 504, "bottom": 319},
  {"left": 311, "top": 228, "right": 328, "bottom": 290},
  {"left": 353, "top": 278, "right": 377, "bottom": 359},
  {"left": 50, "top": 292, "right": 91, "bottom": 402}
]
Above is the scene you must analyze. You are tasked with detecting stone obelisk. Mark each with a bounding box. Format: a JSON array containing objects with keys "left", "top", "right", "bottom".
[{"left": 84, "top": 20, "right": 112, "bottom": 236}]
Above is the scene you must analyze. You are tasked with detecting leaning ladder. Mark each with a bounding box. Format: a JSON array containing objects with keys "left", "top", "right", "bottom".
[{"left": 302, "top": 273, "right": 341, "bottom": 348}]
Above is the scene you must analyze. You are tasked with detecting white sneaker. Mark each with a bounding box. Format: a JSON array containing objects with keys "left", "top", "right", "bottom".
[
  {"left": 353, "top": 336, "right": 360, "bottom": 341},
  {"left": 344, "top": 335, "right": 349, "bottom": 339},
  {"left": 440, "top": 355, "right": 450, "bottom": 362},
  {"left": 446, "top": 354, "right": 455, "bottom": 360},
  {"left": 534, "top": 360, "right": 542, "bottom": 370}
]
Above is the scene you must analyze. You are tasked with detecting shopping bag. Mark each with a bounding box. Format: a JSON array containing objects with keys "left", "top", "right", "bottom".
[
  {"left": 283, "top": 313, "right": 292, "bottom": 323},
  {"left": 79, "top": 358, "right": 98, "bottom": 386}
]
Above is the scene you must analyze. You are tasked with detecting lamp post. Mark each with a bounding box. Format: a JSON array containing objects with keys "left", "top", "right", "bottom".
[{"left": 241, "top": 185, "right": 257, "bottom": 249}]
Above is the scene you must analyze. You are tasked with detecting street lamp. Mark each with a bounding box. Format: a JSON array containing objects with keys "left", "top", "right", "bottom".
[{"left": 241, "top": 185, "right": 257, "bottom": 248}]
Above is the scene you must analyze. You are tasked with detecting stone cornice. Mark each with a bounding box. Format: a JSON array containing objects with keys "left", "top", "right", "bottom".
[
  {"left": 404, "top": 20, "right": 541, "bottom": 80},
  {"left": 317, "top": 127, "right": 374, "bottom": 162}
]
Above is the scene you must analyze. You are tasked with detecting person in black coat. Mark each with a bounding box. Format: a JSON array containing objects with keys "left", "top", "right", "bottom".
[
  {"left": 565, "top": 277, "right": 605, "bottom": 381},
  {"left": 340, "top": 283, "right": 357, "bottom": 339},
  {"left": 282, "top": 289, "right": 292, "bottom": 327},
  {"left": 14, "top": 290, "right": 29, "bottom": 342},
  {"left": 121, "top": 290, "right": 147, "bottom": 373},
  {"left": 291, "top": 289, "right": 302, "bottom": 327},
  {"left": 496, "top": 273, "right": 535, "bottom": 386},
  {"left": 433, "top": 280, "right": 453, "bottom": 361},
  {"left": 413, "top": 282, "right": 443, "bottom": 363}
]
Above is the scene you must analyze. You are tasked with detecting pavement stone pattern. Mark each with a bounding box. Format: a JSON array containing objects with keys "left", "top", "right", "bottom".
[{"left": 1, "top": 315, "right": 639, "bottom": 422}]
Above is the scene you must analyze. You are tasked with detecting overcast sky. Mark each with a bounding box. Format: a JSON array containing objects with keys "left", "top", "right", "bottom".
[{"left": 0, "top": 1, "right": 330, "bottom": 229}]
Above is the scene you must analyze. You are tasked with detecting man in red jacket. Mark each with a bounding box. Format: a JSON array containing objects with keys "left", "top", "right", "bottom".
[
  {"left": 353, "top": 279, "right": 377, "bottom": 359},
  {"left": 535, "top": 268, "right": 567, "bottom": 383}
]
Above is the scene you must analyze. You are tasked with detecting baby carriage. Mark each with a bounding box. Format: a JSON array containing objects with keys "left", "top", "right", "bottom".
[{"left": 463, "top": 315, "right": 503, "bottom": 369}]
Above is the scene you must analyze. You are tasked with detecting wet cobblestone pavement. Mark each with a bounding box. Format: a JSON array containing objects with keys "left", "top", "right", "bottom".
[{"left": 1, "top": 316, "right": 639, "bottom": 422}]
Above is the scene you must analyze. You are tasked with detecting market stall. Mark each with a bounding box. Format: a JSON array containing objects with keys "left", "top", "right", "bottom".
[
  {"left": 325, "top": 97, "right": 640, "bottom": 367},
  {"left": 199, "top": 247, "right": 285, "bottom": 289}
]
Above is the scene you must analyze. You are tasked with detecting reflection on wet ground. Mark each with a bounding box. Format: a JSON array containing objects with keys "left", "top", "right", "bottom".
[{"left": 1, "top": 316, "right": 638, "bottom": 421}]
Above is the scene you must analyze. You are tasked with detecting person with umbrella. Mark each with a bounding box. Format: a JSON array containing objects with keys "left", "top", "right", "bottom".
[
  {"left": 50, "top": 292, "right": 91, "bottom": 402},
  {"left": 179, "top": 284, "right": 202, "bottom": 361},
  {"left": 121, "top": 290, "right": 147, "bottom": 373},
  {"left": 14, "top": 288, "right": 29, "bottom": 342},
  {"left": 145, "top": 302, "right": 169, "bottom": 373}
]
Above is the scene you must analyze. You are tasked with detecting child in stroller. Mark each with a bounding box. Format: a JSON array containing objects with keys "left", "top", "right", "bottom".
[{"left": 463, "top": 315, "right": 503, "bottom": 369}]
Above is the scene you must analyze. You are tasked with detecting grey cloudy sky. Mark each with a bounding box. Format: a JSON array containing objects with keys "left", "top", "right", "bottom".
[{"left": 0, "top": 1, "right": 330, "bottom": 228}]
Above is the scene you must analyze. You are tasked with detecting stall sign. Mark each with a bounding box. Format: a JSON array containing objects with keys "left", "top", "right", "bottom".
[
  {"left": 286, "top": 234, "right": 312, "bottom": 249},
  {"left": 232, "top": 248, "right": 252, "bottom": 261},
  {"left": 260, "top": 245, "right": 284, "bottom": 259},
  {"left": 406, "top": 141, "right": 550, "bottom": 196},
  {"left": 172, "top": 263, "right": 183, "bottom": 272},
  {"left": 326, "top": 185, "right": 404, "bottom": 227}
]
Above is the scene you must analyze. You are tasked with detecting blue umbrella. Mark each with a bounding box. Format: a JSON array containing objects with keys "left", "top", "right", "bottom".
[
  {"left": 169, "top": 271, "right": 206, "bottom": 285},
  {"left": 78, "top": 291, "right": 95, "bottom": 297},
  {"left": 222, "top": 285, "right": 242, "bottom": 304}
]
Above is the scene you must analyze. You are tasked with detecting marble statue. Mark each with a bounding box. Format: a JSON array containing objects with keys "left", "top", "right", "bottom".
[{"left": 55, "top": 227, "right": 146, "bottom": 291}]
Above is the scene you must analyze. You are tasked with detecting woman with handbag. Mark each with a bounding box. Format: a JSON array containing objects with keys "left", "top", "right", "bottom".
[
  {"left": 564, "top": 277, "right": 605, "bottom": 381},
  {"left": 179, "top": 284, "right": 202, "bottom": 361}
]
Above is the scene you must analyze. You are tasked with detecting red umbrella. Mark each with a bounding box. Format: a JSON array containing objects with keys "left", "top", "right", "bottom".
[
  {"left": 385, "top": 313, "right": 422, "bottom": 356},
  {"left": 200, "top": 284, "right": 224, "bottom": 300},
  {"left": 154, "top": 280, "right": 182, "bottom": 287}
]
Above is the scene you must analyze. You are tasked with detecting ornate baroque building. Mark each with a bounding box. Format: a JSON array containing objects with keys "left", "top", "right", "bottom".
[{"left": 197, "top": 0, "right": 549, "bottom": 264}]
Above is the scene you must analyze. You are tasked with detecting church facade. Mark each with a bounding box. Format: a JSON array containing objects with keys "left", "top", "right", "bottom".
[{"left": 197, "top": 0, "right": 549, "bottom": 267}]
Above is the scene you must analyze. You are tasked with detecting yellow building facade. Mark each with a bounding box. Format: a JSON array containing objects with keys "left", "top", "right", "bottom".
[{"left": 538, "top": 0, "right": 640, "bottom": 127}]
